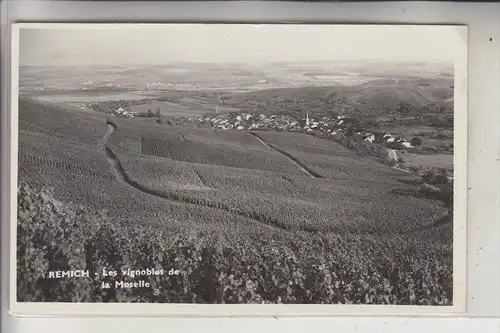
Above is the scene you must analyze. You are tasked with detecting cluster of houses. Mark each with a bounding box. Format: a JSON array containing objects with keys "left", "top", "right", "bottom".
[
  {"left": 381, "top": 133, "right": 413, "bottom": 148},
  {"left": 109, "top": 104, "right": 415, "bottom": 151},
  {"left": 199, "top": 110, "right": 415, "bottom": 150},
  {"left": 200, "top": 111, "right": 352, "bottom": 134},
  {"left": 112, "top": 107, "right": 139, "bottom": 118},
  {"left": 357, "top": 132, "right": 414, "bottom": 149}
]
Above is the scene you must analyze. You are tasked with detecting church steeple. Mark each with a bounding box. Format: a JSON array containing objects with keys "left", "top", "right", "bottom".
[{"left": 305, "top": 110, "right": 310, "bottom": 126}]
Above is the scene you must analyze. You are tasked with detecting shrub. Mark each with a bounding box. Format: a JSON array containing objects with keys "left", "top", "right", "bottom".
[
  {"left": 411, "top": 137, "right": 423, "bottom": 147},
  {"left": 329, "top": 133, "right": 388, "bottom": 161},
  {"left": 17, "top": 180, "right": 453, "bottom": 305},
  {"left": 421, "top": 170, "right": 449, "bottom": 186},
  {"left": 419, "top": 183, "right": 441, "bottom": 194},
  {"left": 435, "top": 174, "right": 449, "bottom": 185},
  {"left": 422, "top": 170, "right": 436, "bottom": 184},
  {"left": 409, "top": 165, "right": 420, "bottom": 173}
]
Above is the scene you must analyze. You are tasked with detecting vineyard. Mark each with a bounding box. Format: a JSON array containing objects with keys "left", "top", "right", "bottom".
[
  {"left": 19, "top": 99, "right": 109, "bottom": 147},
  {"left": 18, "top": 181, "right": 453, "bottom": 304},
  {"left": 116, "top": 150, "right": 444, "bottom": 234},
  {"left": 16, "top": 99, "right": 453, "bottom": 305},
  {"left": 254, "top": 131, "right": 411, "bottom": 181},
  {"left": 106, "top": 120, "right": 307, "bottom": 176}
]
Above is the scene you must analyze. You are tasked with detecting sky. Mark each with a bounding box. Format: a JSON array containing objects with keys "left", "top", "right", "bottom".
[{"left": 18, "top": 24, "right": 465, "bottom": 66}]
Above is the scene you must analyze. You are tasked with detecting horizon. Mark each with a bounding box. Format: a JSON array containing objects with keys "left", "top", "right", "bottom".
[
  {"left": 18, "top": 24, "right": 463, "bottom": 67},
  {"left": 19, "top": 60, "right": 454, "bottom": 67}
]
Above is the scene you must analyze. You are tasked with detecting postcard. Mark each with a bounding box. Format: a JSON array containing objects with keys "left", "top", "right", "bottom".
[{"left": 9, "top": 23, "right": 467, "bottom": 316}]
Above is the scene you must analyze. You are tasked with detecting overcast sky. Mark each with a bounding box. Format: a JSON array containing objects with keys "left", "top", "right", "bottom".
[{"left": 18, "top": 24, "right": 464, "bottom": 66}]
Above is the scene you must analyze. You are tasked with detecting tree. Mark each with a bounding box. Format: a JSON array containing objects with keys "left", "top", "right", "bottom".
[
  {"left": 422, "top": 170, "right": 436, "bottom": 184},
  {"left": 411, "top": 137, "right": 423, "bottom": 147},
  {"left": 435, "top": 174, "right": 449, "bottom": 185},
  {"left": 422, "top": 169, "right": 449, "bottom": 185},
  {"left": 345, "top": 125, "right": 354, "bottom": 137}
]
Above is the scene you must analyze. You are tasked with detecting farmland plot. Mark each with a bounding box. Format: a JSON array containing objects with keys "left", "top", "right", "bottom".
[
  {"left": 18, "top": 132, "right": 274, "bottom": 233},
  {"left": 19, "top": 178, "right": 453, "bottom": 305},
  {"left": 19, "top": 99, "right": 109, "bottom": 148},
  {"left": 107, "top": 120, "right": 307, "bottom": 175},
  {"left": 117, "top": 151, "right": 444, "bottom": 234},
  {"left": 255, "top": 131, "right": 410, "bottom": 180},
  {"left": 255, "top": 131, "right": 354, "bottom": 156},
  {"left": 17, "top": 99, "right": 453, "bottom": 305},
  {"left": 175, "top": 127, "right": 266, "bottom": 148}
]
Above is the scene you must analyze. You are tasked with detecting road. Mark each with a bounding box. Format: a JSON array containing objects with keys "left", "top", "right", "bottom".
[
  {"left": 248, "top": 131, "right": 321, "bottom": 179},
  {"left": 387, "top": 149, "right": 414, "bottom": 174},
  {"left": 387, "top": 149, "right": 398, "bottom": 161},
  {"left": 216, "top": 96, "right": 224, "bottom": 113},
  {"left": 96, "top": 123, "right": 115, "bottom": 151},
  {"left": 98, "top": 121, "right": 283, "bottom": 231}
]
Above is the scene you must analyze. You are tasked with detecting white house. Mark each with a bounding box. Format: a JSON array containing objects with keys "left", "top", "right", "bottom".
[{"left": 364, "top": 134, "right": 375, "bottom": 143}]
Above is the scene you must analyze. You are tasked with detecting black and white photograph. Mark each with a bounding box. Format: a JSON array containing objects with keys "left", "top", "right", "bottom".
[{"left": 12, "top": 23, "right": 467, "bottom": 311}]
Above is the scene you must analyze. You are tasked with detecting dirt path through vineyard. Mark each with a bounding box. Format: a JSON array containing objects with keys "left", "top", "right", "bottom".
[
  {"left": 248, "top": 132, "right": 322, "bottom": 179},
  {"left": 99, "top": 122, "right": 290, "bottom": 231}
]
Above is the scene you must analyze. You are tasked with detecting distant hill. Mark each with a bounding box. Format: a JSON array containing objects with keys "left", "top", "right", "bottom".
[
  {"left": 20, "top": 61, "right": 453, "bottom": 92},
  {"left": 221, "top": 77, "right": 454, "bottom": 114}
]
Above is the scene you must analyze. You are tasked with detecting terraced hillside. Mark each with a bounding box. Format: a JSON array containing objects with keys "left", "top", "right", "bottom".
[{"left": 17, "top": 98, "right": 453, "bottom": 305}]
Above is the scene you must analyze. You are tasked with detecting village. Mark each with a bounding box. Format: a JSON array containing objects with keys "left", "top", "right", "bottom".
[
  {"left": 110, "top": 106, "right": 418, "bottom": 152},
  {"left": 199, "top": 111, "right": 417, "bottom": 151}
]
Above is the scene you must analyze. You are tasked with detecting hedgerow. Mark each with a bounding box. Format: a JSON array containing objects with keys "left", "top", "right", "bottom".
[{"left": 18, "top": 181, "right": 453, "bottom": 305}]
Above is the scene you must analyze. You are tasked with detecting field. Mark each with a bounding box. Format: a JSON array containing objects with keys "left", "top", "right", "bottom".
[
  {"left": 23, "top": 90, "right": 160, "bottom": 104},
  {"left": 17, "top": 98, "right": 453, "bottom": 305},
  {"left": 19, "top": 62, "right": 453, "bottom": 92},
  {"left": 402, "top": 153, "right": 454, "bottom": 171},
  {"left": 252, "top": 131, "right": 412, "bottom": 181},
  {"left": 129, "top": 98, "right": 240, "bottom": 117}
]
